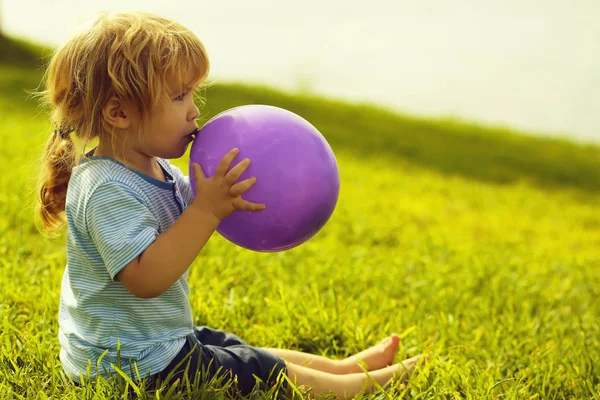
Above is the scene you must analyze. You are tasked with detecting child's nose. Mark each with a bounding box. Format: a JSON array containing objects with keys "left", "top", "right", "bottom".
[{"left": 188, "top": 104, "right": 200, "bottom": 121}]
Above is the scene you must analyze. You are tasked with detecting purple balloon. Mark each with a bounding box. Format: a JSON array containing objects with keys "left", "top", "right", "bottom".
[{"left": 189, "top": 105, "right": 340, "bottom": 252}]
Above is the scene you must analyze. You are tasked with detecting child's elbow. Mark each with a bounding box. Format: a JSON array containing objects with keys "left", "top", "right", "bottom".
[
  {"left": 125, "top": 284, "right": 161, "bottom": 298},
  {"left": 116, "top": 261, "right": 165, "bottom": 299},
  {"left": 122, "top": 279, "right": 165, "bottom": 299}
]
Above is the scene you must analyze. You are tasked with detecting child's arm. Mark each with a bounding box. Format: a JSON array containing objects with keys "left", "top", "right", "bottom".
[
  {"left": 116, "top": 206, "right": 219, "bottom": 298},
  {"left": 117, "top": 149, "right": 265, "bottom": 298}
]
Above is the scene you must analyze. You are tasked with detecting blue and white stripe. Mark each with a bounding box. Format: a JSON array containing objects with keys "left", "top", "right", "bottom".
[{"left": 59, "top": 156, "right": 196, "bottom": 383}]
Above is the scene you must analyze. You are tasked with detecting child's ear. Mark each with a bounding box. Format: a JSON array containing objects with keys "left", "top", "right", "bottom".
[{"left": 101, "top": 97, "right": 133, "bottom": 129}]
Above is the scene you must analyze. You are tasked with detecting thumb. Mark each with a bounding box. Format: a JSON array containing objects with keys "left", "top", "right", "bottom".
[{"left": 192, "top": 163, "right": 206, "bottom": 180}]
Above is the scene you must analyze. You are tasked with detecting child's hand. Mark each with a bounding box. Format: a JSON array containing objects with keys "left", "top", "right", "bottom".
[{"left": 190, "top": 148, "right": 265, "bottom": 221}]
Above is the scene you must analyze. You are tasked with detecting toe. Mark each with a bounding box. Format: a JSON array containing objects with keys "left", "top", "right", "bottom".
[{"left": 405, "top": 354, "right": 428, "bottom": 368}]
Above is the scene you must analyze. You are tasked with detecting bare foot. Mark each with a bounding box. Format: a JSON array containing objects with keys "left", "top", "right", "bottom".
[
  {"left": 392, "top": 354, "right": 424, "bottom": 383},
  {"left": 339, "top": 334, "right": 401, "bottom": 373},
  {"left": 285, "top": 354, "right": 427, "bottom": 399}
]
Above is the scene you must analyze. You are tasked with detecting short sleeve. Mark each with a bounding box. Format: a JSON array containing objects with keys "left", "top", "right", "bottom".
[
  {"left": 168, "top": 162, "right": 195, "bottom": 206},
  {"left": 86, "top": 182, "right": 159, "bottom": 280}
]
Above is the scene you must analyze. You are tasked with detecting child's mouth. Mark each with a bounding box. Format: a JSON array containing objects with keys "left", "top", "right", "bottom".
[{"left": 185, "top": 129, "right": 198, "bottom": 141}]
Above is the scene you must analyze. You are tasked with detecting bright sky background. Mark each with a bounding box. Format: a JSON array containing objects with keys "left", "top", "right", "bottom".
[{"left": 3, "top": 0, "right": 599, "bottom": 144}]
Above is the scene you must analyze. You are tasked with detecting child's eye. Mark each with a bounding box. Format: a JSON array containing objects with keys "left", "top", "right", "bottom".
[{"left": 174, "top": 92, "right": 187, "bottom": 101}]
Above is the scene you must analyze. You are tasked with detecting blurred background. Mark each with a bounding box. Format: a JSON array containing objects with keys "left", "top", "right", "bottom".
[{"left": 2, "top": 0, "right": 599, "bottom": 144}]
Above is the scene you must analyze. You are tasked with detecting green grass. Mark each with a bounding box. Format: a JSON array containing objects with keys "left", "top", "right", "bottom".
[{"left": 1, "top": 36, "right": 599, "bottom": 399}]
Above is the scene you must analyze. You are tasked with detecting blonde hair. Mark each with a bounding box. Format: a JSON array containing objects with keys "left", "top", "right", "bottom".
[{"left": 36, "top": 11, "right": 210, "bottom": 231}]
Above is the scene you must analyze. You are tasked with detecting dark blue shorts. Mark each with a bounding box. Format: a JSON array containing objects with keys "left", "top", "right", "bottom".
[{"left": 149, "top": 326, "right": 288, "bottom": 395}]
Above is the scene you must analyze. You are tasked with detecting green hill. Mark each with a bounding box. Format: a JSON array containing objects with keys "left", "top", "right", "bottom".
[{"left": 2, "top": 35, "right": 598, "bottom": 194}]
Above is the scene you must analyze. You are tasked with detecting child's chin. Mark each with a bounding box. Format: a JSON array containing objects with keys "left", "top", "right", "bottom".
[
  {"left": 158, "top": 148, "right": 185, "bottom": 159},
  {"left": 172, "top": 149, "right": 187, "bottom": 159},
  {"left": 173, "top": 142, "right": 191, "bottom": 157}
]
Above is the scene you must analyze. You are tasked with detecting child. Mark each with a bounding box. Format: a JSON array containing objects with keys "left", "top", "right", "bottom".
[{"left": 37, "top": 11, "right": 424, "bottom": 398}]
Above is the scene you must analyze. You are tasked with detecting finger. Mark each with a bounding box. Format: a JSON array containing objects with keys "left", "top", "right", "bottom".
[
  {"left": 229, "top": 176, "right": 257, "bottom": 197},
  {"left": 192, "top": 163, "right": 205, "bottom": 180},
  {"left": 215, "top": 148, "right": 240, "bottom": 177},
  {"left": 225, "top": 158, "right": 251, "bottom": 185},
  {"left": 233, "top": 198, "right": 266, "bottom": 211}
]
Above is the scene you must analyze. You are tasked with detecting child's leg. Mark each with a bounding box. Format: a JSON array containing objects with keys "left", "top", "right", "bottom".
[
  {"left": 263, "top": 348, "right": 343, "bottom": 374},
  {"left": 285, "top": 355, "right": 422, "bottom": 398},
  {"left": 264, "top": 334, "right": 400, "bottom": 374}
]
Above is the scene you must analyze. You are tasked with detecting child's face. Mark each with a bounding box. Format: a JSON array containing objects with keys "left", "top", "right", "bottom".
[{"left": 136, "top": 72, "right": 200, "bottom": 159}]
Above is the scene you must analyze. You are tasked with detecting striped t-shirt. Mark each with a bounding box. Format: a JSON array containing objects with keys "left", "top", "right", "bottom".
[{"left": 58, "top": 155, "right": 196, "bottom": 383}]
